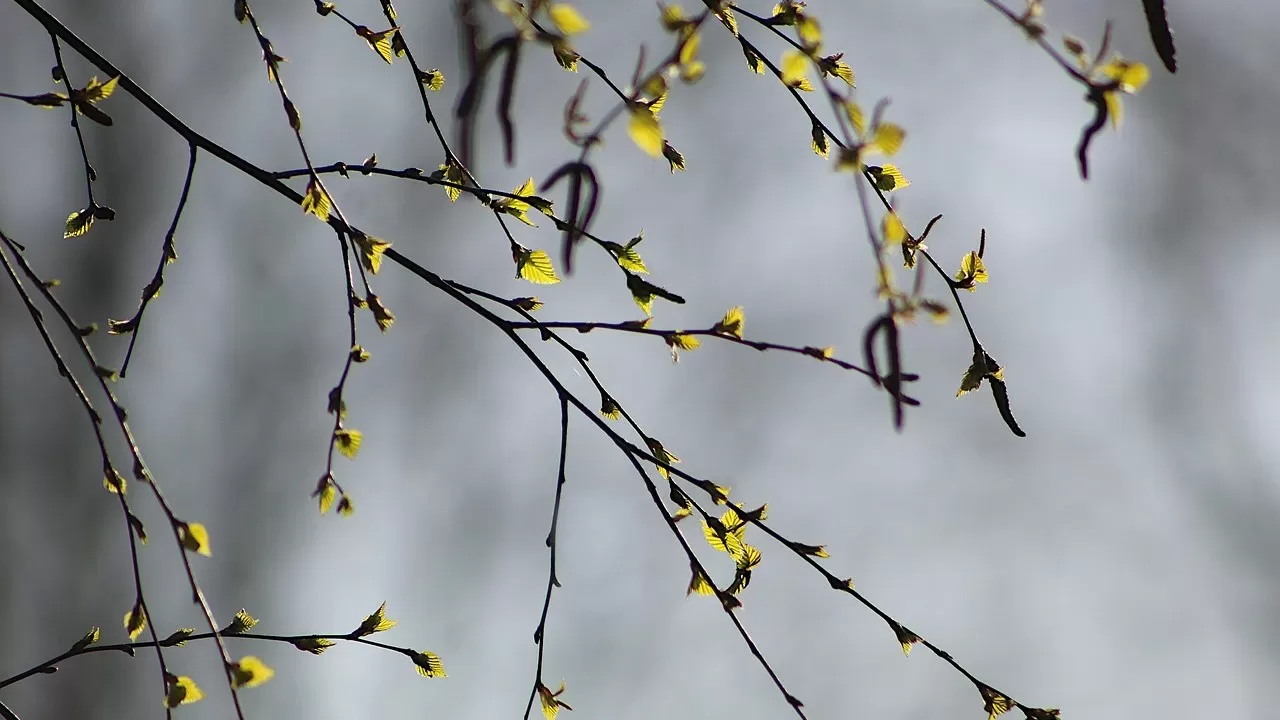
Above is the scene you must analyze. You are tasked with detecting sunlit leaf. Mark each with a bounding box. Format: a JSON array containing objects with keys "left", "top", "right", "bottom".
[
  {"left": 353, "top": 232, "right": 391, "bottom": 274},
  {"left": 335, "top": 428, "right": 363, "bottom": 459},
  {"left": 224, "top": 609, "right": 259, "bottom": 635},
  {"left": 669, "top": 333, "right": 700, "bottom": 350},
  {"left": 955, "top": 250, "right": 988, "bottom": 291},
  {"left": 891, "top": 621, "right": 922, "bottom": 655},
  {"left": 64, "top": 208, "right": 93, "bottom": 238},
  {"left": 124, "top": 602, "right": 146, "bottom": 640},
  {"left": 820, "top": 53, "right": 855, "bottom": 86},
  {"left": 230, "top": 656, "right": 275, "bottom": 689},
  {"left": 868, "top": 163, "right": 910, "bottom": 191},
  {"left": 780, "top": 50, "right": 810, "bottom": 89},
  {"left": 549, "top": 4, "right": 590, "bottom": 35},
  {"left": 687, "top": 567, "right": 716, "bottom": 596},
  {"left": 628, "top": 106, "right": 664, "bottom": 158},
  {"left": 301, "top": 177, "right": 331, "bottom": 221},
  {"left": 164, "top": 675, "right": 204, "bottom": 708},
  {"left": 357, "top": 26, "right": 400, "bottom": 64},
  {"left": 980, "top": 685, "right": 1014, "bottom": 720},
  {"left": 437, "top": 161, "right": 464, "bottom": 202},
  {"left": 662, "top": 141, "right": 686, "bottom": 173},
  {"left": 161, "top": 628, "right": 196, "bottom": 647},
  {"left": 103, "top": 469, "right": 126, "bottom": 495},
  {"left": 412, "top": 650, "right": 447, "bottom": 678},
  {"left": 354, "top": 601, "right": 397, "bottom": 637},
  {"left": 293, "top": 636, "right": 336, "bottom": 654},
  {"left": 538, "top": 680, "right": 573, "bottom": 720},
  {"left": 645, "top": 437, "right": 679, "bottom": 480},
  {"left": 712, "top": 306, "right": 745, "bottom": 339},
  {"left": 870, "top": 122, "right": 906, "bottom": 155},
  {"left": 419, "top": 68, "right": 445, "bottom": 91},
  {"left": 368, "top": 293, "right": 394, "bottom": 332},
  {"left": 70, "top": 627, "right": 101, "bottom": 652},
  {"left": 515, "top": 247, "right": 561, "bottom": 284},
  {"left": 179, "top": 521, "right": 212, "bottom": 557}
]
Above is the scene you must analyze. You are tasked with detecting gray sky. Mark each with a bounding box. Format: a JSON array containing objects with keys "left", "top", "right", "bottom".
[{"left": 2, "top": 1, "right": 1278, "bottom": 719}]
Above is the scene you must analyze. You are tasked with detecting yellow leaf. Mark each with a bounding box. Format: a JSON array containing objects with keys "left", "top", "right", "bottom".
[
  {"left": 883, "top": 212, "right": 907, "bottom": 245},
  {"left": 870, "top": 123, "right": 906, "bottom": 155},
  {"left": 337, "top": 496, "right": 355, "bottom": 516},
  {"left": 553, "top": 40, "right": 580, "bottom": 71},
  {"left": 495, "top": 178, "right": 538, "bottom": 225},
  {"left": 358, "top": 26, "right": 400, "bottom": 64},
  {"left": 893, "top": 623, "right": 922, "bottom": 656},
  {"left": 230, "top": 656, "right": 275, "bottom": 689},
  {"left": 712, "top": 306, "right": 745, "bottom": 339},
  {"left": 780, "top": 50, "right": 809, "bottom": 88},
  {"left": 354, "top": 233, "right": 391, "bottom": 274},
  {"left": 104, "top": 470, "right": 126, "bottom": 495},
  {"left": 515, "top": 247, "right": 561, "bottom": 284},
  {"left": 64, "top": 208, "right": 93, "bottom": 238},
  {"left": 71, "top": 627, "right": 101, "bottom": 651},
  {"left": 669, "top": 333, "right": 700, "bottom": 350},
  {"left": 663, "top": 141, "right": 686, "bottom": 173},
  {"left": 821, "top": 53, "right": 855, "bottom": 86},
  {"left": 354, "top": 601, "right": 397, "bottom": 636},
  {"left": 538, "top": 681, "right": 573, "bottom": 720},
  {"left": 703, "top": 518, "right": 745, "bottom": 557},
  {"left": 645, "top": 438, "right": 679, "bottom": 480},
  {"left": 980, "top": 686, "right": 1014, "bottom": 720},
  {"left": 438, "top": 161, "right": 464, "bottom": 202},
  {"left": 955, "top": 251, "right": 988, "bottom": 291},
  {"left": 1105, "top": 90, "right": 1124, "bottom": 130},
  {"left": 628, "top": 106, "right": 664, "bottom": 158},
  {"left": 957, "top": 354, "right": 986, "bottom": 397},
  {"left": 659, "top": 3, "right": 686, "bottom": 31},
  {"left": 1101, "top": 57, "right": 1149, "bottom": 93},
  {"left": 335, "top": 428, "right": 362, "bottom": 459},
  {"left": 368, "top": 293, "right": 394, "bottom": 332},
  {"left": 165, "top": 675, "right": 204, "bottom": 707},
  {"left": 82, "top": 76, "right": 120, "bottom": 103},
  {"left": 124, "top": 602, "right": 146, "bottom": 640},
  {"left": 869, "top": 164, "right": 910, "bottom": 191},
  {"left": 224, "top": 609, "right": 259, "bottom": 635},
  {"left": 687, "top": 567, "right": 716, "bottom": 596},
  {"left": 844, "top": 101, "right": 866, "bottom": 137},
  {"left": 797, "top": 16, "right": 822, "bottom": 49},
  {"left": 420, "top": 68, "right": 445, "bottom": 91},
  {"left": 715, "top": 5, "right": 739, "bottom": 36},
  {"left": 179, "top": 522, "right": 212, "bottom": 557},
  {"left": 413, "top": 650, "right": 448, "bottom": 678},
  {"left": 301, "top": 178, "right": 331, "bottom": 221},
  {"left": 600, "top": 394, "right": 621, "bottom": 420},
  {"left": 316, "top": 478, "right": 336, "bottom": 515},
  {"left": 293, "top": 637, "right": 336, "bottom": 654},
  {"left": 811, "top": 122, "right": 829, "bottom": 158},
  {"left": 549, "top": 4, "right": 590, "bottom": 35}
]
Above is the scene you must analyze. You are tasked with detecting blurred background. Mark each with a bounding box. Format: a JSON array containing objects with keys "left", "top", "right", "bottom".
[{"left": 2, "top": 0, "right": 1277, "bottom": 718}]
